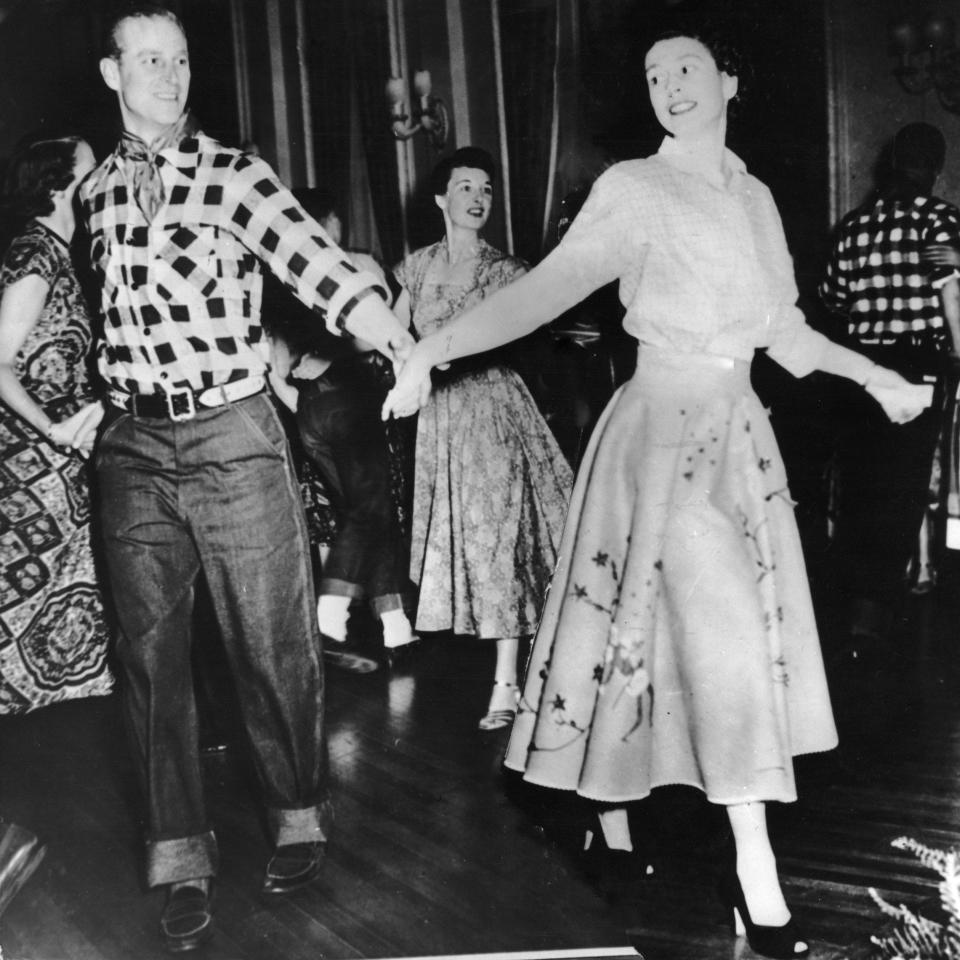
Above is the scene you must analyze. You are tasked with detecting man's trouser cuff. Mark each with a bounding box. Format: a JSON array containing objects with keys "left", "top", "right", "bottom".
[
  {"left": 269, "top": 799, "right": 334, "bottom": 848},
  {"left": 146, "top": 830, "right": 218, "bottom": 887}
]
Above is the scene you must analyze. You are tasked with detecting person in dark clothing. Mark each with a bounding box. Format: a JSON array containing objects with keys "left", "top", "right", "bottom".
[{"left": 820, "top": 122, "right": 960, "bottom": 657}]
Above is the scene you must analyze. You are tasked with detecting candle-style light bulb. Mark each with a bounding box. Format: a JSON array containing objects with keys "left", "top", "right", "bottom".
[
  {"left": 413, "top": 70, "right": 432, "bottom": 98},
  {"left": 385, "top": 76, "right": 406, "bottom": 107},
  {"left": 923, "top": 14, "right": 955, "bottom": 50},
  {"left": 889, "top": 16, "right": 921, "bottom": 54}
]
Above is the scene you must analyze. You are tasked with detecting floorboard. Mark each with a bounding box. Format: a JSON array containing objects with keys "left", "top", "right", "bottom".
[{"left": 2, "top": 571, "right": 960, "bottom": 959}]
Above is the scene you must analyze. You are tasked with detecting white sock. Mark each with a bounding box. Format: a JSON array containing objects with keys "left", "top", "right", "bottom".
[
  {"left": 381, "top": 608, "right": 416, "bottom": 648},
  {"left": 598, "top": 808, "right": 633, "bottom": 852},
  {"left": 317, "top": 594, "right": 350, "bottom": 642}
]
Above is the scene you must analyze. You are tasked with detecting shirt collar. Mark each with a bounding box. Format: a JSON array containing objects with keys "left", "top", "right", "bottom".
[
  {"left": 107, "top": 133, "right": 204, "bottom": 182},
  {"left": 656, "top": 135, "right": 747, "bottom": 191}
]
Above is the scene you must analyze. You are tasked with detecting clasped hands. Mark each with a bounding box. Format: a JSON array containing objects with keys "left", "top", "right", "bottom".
[
  {"left": 863, "top": 366, "right": 932, "bottom": 424},
  {"left": 50, "top": 401, "right": 104, "bottom": 456},
  {"left": 384, "top": 337, "right": 433, "bottom": 420}
]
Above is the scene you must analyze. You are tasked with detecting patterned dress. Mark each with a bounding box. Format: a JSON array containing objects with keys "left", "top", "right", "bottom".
[
  {"left": 0, "top": 222, "right": 113, "bottom": 714},
  {"left": 395, "top": 239, "right": 573, "bottom": 639},
  {"left": 504, "top": 142, "right": 842, "bottom": 805}
]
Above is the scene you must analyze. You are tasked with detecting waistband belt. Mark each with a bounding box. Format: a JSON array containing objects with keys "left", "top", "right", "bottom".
[{"left": 107, "top": 375, "right": 266, "bottom": 422}]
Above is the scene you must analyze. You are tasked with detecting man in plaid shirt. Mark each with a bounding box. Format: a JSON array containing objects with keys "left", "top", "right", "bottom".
[
  {"left": 79, "top": 3, "right": 414, "bottom": 950},
  {"left": 820, "top": 121, "right": 960, "bottom": 663}
]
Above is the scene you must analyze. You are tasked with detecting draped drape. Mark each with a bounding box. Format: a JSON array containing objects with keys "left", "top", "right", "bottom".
[
  {"left": 496, "top": 0, "right": 604, "bottom": 263},
  {"left": 304, "top": 0, "right": 403, "bottom": 267},
  {"left": 498, "top": 2, "right": 558, "bottom": 264}
]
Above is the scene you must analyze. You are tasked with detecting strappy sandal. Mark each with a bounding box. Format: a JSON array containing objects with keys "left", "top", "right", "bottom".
[{"left": 478, "top": 681, "right": 519, "bottom": 731}]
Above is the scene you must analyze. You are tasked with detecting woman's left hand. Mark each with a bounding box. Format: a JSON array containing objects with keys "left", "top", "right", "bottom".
[
  {"left": 922, "top": 244, "right": 960, "bottom": 269},
  {"left": 382, "top": 341, "right": 433, "bottom": 419},
  {"left": 864, "top": 367, "right": 933, "bottom": 424}
]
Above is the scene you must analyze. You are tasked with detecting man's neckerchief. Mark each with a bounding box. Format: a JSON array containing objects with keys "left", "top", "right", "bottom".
[{"left": 117, "top": 111, "right": 200, "bottom": 222}]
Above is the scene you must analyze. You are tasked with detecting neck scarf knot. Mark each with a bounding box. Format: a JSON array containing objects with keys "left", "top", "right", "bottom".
[{"left": 118, "top": 112, "right": 199, "bottom": 222}]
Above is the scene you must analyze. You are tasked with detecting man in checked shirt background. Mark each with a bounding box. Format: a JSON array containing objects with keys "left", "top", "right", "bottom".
[
  {"left": 75, "top": 2, "right": 415, "bottom": 951},
  {"left": 820, "top": 121, "right": 960, "bottom": 676}
]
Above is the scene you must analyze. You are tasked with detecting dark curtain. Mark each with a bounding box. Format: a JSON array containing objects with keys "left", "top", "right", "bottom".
[
  {"left": 498, "top": 1, "right": 558, "bottom": 264},
  {"left": 345, "top": 0, "right": 404, "bottom": 269},
  {"left": 304, "top": 0, "right": 352, "bottom": 199},
  {"left": 304, "top": 0, "right": 402, "bottom": 267},
  {"left": 180, "top": 0, "right": 240, "bottom": 147}
]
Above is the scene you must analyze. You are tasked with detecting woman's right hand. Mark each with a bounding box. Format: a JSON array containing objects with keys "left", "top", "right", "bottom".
[
  {"left": 382, "top": 340, "right": 434, "bottom": 419},
  {"left": 863, "top": 367, "right": 933, "bottom": 424}
]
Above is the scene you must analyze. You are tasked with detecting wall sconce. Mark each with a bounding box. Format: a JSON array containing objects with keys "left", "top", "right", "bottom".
[
  {"left": 889, "top": 13, "right": 960, "bottom": 113},
  {"left": 385, "top": 70, "right": 448, "bottom": 150}
]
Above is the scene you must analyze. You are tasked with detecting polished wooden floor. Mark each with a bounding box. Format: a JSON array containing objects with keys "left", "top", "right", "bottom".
[{"left": 2, "top": 565, "right": 960, "bottom": 960}]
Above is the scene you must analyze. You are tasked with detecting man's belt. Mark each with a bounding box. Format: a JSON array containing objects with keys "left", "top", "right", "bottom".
[{"left": 107, "top": 376, "right": 266, "bottom": 422}]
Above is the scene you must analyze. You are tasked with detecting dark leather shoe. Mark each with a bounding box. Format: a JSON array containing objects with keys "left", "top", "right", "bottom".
[
  {"left": 160, "top": 883, "right": 214, "bottom": 953},
  {"left": 262, "top": 841, "right": 325, "bottom": 895}
]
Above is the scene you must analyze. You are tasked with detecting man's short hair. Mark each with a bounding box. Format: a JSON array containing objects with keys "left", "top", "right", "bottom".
[
  {"left": 892, "top": 122, "right": 946, "bottom": 179},
  {"left": 292, "top": 188, "right": 340, "bottom": 227},
  {"left": 102, "top": 2, "right": 185, "bottom": 60}
]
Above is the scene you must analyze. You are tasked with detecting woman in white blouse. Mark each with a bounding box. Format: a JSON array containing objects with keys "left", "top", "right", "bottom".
[{"left": 384, "top": 23, "right": 929, "bottom": 960}]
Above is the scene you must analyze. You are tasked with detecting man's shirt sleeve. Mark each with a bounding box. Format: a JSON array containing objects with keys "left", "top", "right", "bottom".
[
  {"left": 221, "top": 154, "right": 387, "bottom": 334},
  {"left": 819, "top": 222, "right": 851, "bottom": 316},
  {"left": 927, "top": 205, "right": 960, "bottom": 288}
]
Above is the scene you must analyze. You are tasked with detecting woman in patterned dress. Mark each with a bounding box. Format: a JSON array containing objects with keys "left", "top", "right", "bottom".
[
  {"left": 393, "top": 147, "right": 573, "bottom": 729},
  {"left": 0, "top": 136, "right": 112, "bottom": 714},
  {"left": 384, "top": 30, "right": 932, "bottom": 958}
]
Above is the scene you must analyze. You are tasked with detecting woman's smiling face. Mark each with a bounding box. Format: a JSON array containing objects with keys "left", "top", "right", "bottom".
[
  {"left": 644, "top": 35, "right": 738, "bottom": 140},
  {"left": 436, "top": 166, "right": 493, "bottom": 232}
]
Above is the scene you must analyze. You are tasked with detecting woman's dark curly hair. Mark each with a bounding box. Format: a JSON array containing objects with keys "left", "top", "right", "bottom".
[
  {"left": 2, "top": 137, "right": 83, "bottom": 222},
  {"left": 430, "top": 146, "right": 496, "bottom": 198},
  {"left": 646, "top": 17, "right": 751, "bottom": 118}
]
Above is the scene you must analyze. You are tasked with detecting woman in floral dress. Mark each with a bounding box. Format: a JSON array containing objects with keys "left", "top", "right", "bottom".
[
  {"left": 384, "top": 29, "right": 931, "bottom": 958},
  {"left": 0, "top": 136, "right": 112, "bottom": 714},
  {"left": 393, "top": 147, "right": 573, "bottom": 729}
]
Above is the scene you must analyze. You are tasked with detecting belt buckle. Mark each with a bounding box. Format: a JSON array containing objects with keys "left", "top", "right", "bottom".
[{"left": 165, "top": 386, "right": 196, "bottom": 422}]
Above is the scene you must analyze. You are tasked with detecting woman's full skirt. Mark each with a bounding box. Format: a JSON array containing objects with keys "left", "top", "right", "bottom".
[
  {"left": 411, "top": 364, "right": 572, "bottom": 639},
  {"left": 504, "top": 347, "right": 837, "bottom": 804}
]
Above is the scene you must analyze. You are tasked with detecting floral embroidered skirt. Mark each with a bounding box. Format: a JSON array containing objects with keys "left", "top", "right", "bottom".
[
  {"left": 411, "top": 364, "right": 573, "bottom": 638},
  {"left": 504, "top": 347, "right": 837, "bottom": 805}
]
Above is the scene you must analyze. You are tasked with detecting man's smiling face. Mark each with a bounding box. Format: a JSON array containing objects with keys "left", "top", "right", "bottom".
[{"left": 101, "top": 14, "right": 190, "bottom": 142}]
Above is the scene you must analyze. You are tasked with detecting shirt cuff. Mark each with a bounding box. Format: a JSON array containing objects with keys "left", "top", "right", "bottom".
[
  {"left": 326, "top": 270, "right": 389, "bottom": 334},
  {"left": 931, "top": 268, "right": 960, "bottom": 289}
]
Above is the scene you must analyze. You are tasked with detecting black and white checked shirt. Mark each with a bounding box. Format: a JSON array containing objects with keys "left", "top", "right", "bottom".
[
  {"left": 819, "top": 194, "right": 960, "bottom": 346},
  {"left": 81, "top": 132, "right": 385, "bottom": 395}
]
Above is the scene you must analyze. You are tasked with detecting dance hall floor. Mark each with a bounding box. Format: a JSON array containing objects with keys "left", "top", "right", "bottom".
[{"left": 2, "top": 571, "right": 960, "bottom": 960}]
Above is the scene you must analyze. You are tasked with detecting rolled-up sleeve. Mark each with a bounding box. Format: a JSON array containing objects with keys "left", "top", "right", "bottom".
[
  {"left": 757, "top": 183, "right": 837, "bottom": 378},
  {"left": 766, "top": 302, "right": 837, "bottom": 379}
]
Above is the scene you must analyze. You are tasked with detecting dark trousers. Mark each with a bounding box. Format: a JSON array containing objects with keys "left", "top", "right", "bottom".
[
  {"left": 96, "top": 393, "right": 332, "bottom": 887},
  {"left": 296, "top": 356, "right": 406, "bottom": 614},
  {"left": 833, "top": 340, "right": 946, "bottom": 613}
]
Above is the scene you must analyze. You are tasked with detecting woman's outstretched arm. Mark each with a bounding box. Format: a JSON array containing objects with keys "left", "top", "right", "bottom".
[{"left": 383, "top": 248, "right": 599, "bottom": 418}]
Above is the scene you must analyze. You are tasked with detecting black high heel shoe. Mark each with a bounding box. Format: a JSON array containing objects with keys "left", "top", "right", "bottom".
[
  {"left": 718, "top": 867, "right": 809, "bottom": 959},
  {"left": 581, "top": 827, "right": 656, "bottom": 908}
]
